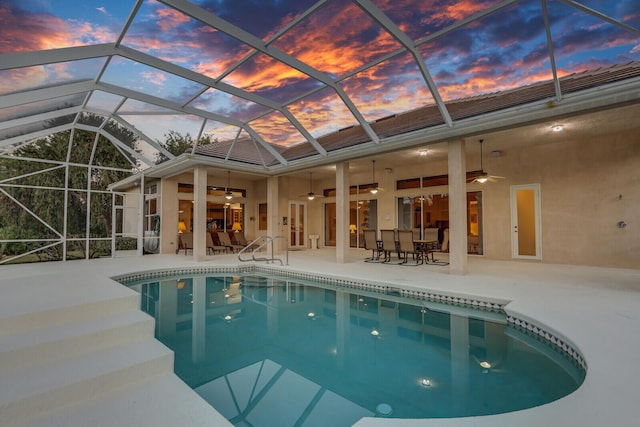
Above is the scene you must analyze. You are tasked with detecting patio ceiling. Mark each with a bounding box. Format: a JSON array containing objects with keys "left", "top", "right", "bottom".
[{"left": 1, "top": 0, "right": 639, "bottom": 175}]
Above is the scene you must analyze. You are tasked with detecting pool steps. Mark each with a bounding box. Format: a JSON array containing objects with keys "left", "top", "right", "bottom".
[
  {"left": 0, "top": 276, "right": 231, "bottom": 427},
  {"left": 0, "top": 309, "right": 156, "bottom": 375},
  {"left": 0, "top": 339, "right": 174, "bottom": 424}
]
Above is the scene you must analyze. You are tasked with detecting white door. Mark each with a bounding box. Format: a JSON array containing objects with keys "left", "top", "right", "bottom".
[
  {"left": 510, "top": 184, "right": 542, "bottom": 260},
  {"left": 289, "top": 201, "right": 306, "bottom": 249}
]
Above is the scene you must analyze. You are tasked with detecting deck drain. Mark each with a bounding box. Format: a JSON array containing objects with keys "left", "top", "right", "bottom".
[{"left": 376, "top": 403, "right": 393, "bottom": 416}]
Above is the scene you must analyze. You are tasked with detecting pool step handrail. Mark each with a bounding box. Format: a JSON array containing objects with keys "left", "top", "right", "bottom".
[{"left": 238, "top": 235, "right": 289, "bottom": 266}]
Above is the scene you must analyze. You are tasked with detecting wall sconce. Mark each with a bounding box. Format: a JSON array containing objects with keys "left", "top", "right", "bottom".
[
  {"left": 349, "top": 224, "right": 357, "bottom": 234},
  {"left": 177, "top": 221, "right": 187, "bottom": 233}
]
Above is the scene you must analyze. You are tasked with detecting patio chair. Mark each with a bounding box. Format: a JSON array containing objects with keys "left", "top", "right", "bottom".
[
  {"left": 363, "top": 229, "right": 382, "bottom": 262},
  {"left": 441, "top": 229, "right": 449, "bottom": 252},
  {"left": 422, "top": 227, "right": 439, "bottom": 262},
  {"left": 380, "top": 229, "right": 400, "bottom": 263},
  {"left": 397, "top": 230, "right": 423, "bottom": 266}
]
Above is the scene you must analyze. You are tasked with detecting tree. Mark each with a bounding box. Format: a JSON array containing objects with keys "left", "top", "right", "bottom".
[
  {"left": 0, "top": 113, "right": 138, "bottom": 261},
  {"left": 155, "top": 130, "right": 215, "bottom": 164}
]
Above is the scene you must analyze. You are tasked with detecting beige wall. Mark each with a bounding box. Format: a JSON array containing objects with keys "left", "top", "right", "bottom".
[{"left": 480, "top": 129, "right": 639, "bottom": 268}]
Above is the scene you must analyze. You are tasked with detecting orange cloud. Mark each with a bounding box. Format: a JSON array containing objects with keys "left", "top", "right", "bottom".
[
  {"left": 220, "top": 52, "right": 312, "bottom": 97},
  {"left": 428, "top": 0, "right": 491, "bottom": 24},
  {"left": 0, "top": 3, "right": 117, "bottom": 54},
  {"left": 374, "top": 0, "right": 492, "bottom": 33},
  {"left": 0, "top": 67, "right": 47, "bottom": 94},
  {"left": 273, "top": 1, "right": 402, "bottom": 76},
  {"left": 155, "top": 6, "right": 191, "bottom": 33}
]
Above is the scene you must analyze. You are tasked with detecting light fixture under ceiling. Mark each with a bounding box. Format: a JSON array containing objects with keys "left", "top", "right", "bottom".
[
  {"left": 370, "top": 160, "right": 379, "bottom": 194},
  {"left": 224, "top": 171, "right": 233, "bottom": 200},
  {"left": 308, "top": 172, "right": 316, "bottom": 200},
  {"left": 477, "top": 140, "right": 488, "bottom": 183},
  {"left": 551, "top": 124, "right": 564, "bottom": 132},
  {"left": 419, "top": 149, "right": 428, "bottom": 156}
]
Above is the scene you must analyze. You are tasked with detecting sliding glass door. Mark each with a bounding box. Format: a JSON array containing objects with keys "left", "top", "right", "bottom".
[{"left": 396, "top": 192, "right": 482, "bottom": 254}]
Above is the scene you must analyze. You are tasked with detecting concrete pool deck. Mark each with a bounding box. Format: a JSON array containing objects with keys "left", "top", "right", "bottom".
[{"left": 1, "top": 249, "right": 639, "bottom": 426}]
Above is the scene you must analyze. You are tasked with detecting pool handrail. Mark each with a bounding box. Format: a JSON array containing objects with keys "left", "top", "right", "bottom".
[{"left": 238, "top": 235, "right": 289, "bottom": 266}]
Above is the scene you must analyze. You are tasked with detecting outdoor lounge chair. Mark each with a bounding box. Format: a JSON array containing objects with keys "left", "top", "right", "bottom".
[
  {"left": 217, "top": 231, "right": 244, "bottom": 253},
  {"left": 207, "top": 231, "right": 228, "bottom": 254},
  {"left": 178, "top": 232, "right": 193, "bottom": 255},
  {"left": 234, "top": 232, "right": 260, "bottom": 251}
]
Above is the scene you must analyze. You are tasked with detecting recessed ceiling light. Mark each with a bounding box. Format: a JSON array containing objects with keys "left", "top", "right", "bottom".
[
  {"left": 551, "top": 125, "right": 563, "bottom": 132},
  {"left": 419, "top": 149, "right": 428, "bottom": 156}
]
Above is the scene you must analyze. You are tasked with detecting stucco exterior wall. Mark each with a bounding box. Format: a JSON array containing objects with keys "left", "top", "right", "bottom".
[{"left": 480, "top": 129, "right": 639, "bottom": 268}]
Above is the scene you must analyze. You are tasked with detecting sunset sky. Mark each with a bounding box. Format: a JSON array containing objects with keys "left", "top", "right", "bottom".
[{"left": 1, "top": 0, "right": 639, "bottom": 150}]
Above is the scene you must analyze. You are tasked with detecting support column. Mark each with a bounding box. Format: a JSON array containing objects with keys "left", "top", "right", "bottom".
[
  {"left": 193, "top": 166, "right": 207, "bottom": 261},
  {"left": 336, "top": 162, "right": 350, "bottom": 263},
  {"left": 160, "top": 179, "right": 178, "bottom": 254},
  {"left": 136, "top": 174, "right": 145, "bottom": 256},
  {"left": 448, "top": 139, "right": 468, "bottom": 275},
  {"left": 267, "top": 176, "right": 280, "bottom": 254}
]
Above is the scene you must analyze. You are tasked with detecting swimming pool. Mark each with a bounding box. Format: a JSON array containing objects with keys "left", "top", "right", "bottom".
[{"left": 121, "top": 268, "right": 585, "bottom": 426}]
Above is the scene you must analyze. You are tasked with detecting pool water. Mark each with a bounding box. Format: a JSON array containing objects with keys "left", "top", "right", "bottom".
[{"left": 127, "top": 273, "right": 585, "bottom": 426}]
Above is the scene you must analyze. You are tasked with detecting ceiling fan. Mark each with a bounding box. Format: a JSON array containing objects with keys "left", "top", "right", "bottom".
[
  {"left": 369, "top": 159, "right": 386, "bottom": 194},
  {"left": 470, "top": 139, "right": 504, "bottom": 183},
  {"left": 300, "top": 172, "right": 324, "bottom": 200}
]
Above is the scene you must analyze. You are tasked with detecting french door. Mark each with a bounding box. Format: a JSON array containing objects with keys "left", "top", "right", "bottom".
[
  {"left": 510, "top": 184, "right": 542, "bottom": 260},
  {"left": 289, "top": 201, "right": 306, "bottom": 249}
]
